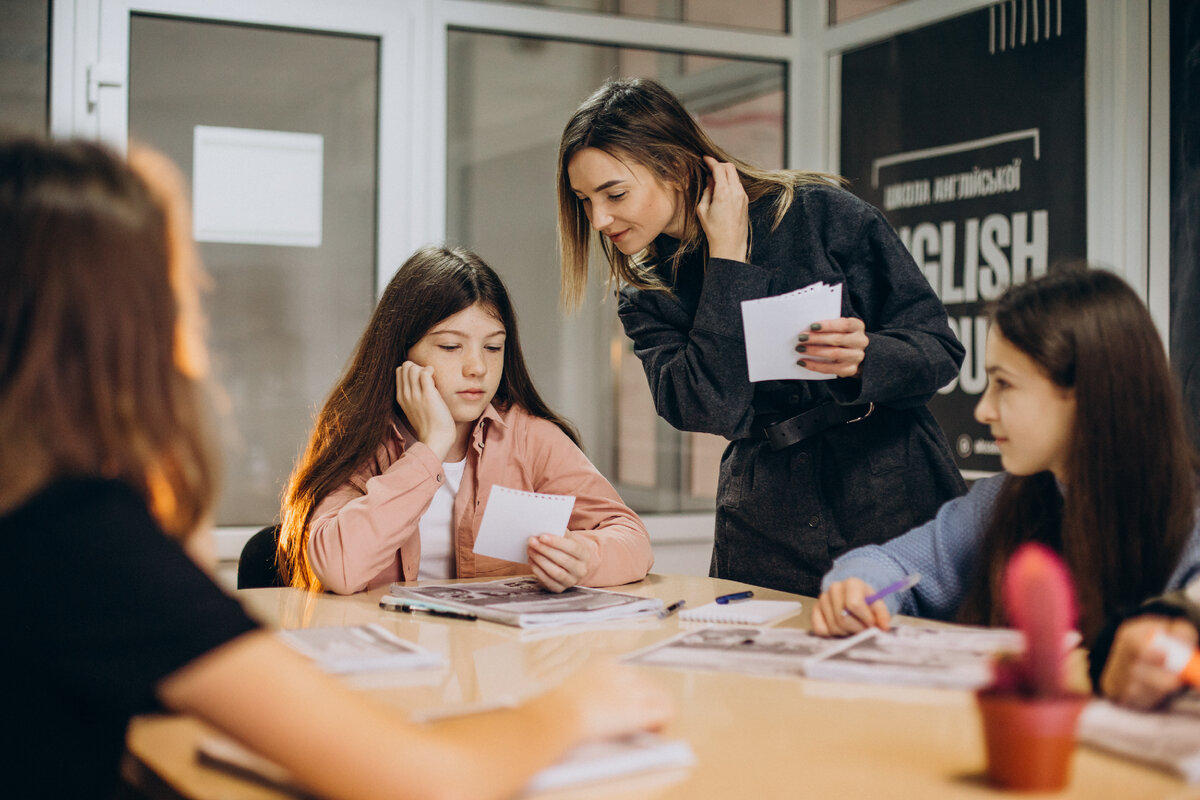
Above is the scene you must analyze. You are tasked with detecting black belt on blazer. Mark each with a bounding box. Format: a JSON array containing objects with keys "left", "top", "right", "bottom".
[{"left": 753, "top": 402, "right": 874, "bottom": 451}]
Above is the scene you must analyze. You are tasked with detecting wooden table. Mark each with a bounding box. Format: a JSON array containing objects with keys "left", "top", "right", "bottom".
[{"left": 124, "top": 574, "right": 1200, "bottom": 799}]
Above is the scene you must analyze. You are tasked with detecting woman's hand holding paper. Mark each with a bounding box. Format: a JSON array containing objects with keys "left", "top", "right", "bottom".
[
  {"left": 528, "top": 532, "right": 599, "bottom": 592},
  {"left": 796, "top": 317, "right": 868, "bottom": 379}
]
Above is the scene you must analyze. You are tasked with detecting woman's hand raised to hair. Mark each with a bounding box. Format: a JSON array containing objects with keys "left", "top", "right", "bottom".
[
  {"left": 811, "top": 577, "right": 892, "bottom": 637},
  {"left": 396, "top": 362, "right": 457, "bottom": 462},
  {"left": 696, "top": 155, "right": 749, "bottom": 262},
  {"left": 796, "top": 317, "right": 869, "bottom": 379}
]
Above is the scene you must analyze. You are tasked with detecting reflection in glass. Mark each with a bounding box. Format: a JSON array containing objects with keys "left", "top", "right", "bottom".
[
  {"left": 829, "top": 0, "right": 910, "bottom": 25},
  {"left": 447, "top": 30, "right": 784, "bottom": 512},
  {"left": 0, "top": 0, "right": 49, "bottom": 136},
  {"left": 129, "top": 16, "right": 379, "bottom": 525},
  {"left": 478, "top": 0, "right": 787, "bottom": 33}
]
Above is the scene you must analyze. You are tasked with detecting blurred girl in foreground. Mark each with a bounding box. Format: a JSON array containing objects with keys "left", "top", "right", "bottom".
[{"left": 0, "top": 137, "right": 670, "bottom": 799}]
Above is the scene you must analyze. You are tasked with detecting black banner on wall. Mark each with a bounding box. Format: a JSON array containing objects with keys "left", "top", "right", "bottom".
[
  {"left": 839, "top": 0, "right": 1086, "bottom": 475},
  {"left": 1170, "top": 0, "right": 1200, "bottom": 449}
]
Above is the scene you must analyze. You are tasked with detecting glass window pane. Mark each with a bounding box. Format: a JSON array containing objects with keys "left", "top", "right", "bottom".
[
  {"left": 479, "top": 0, "right": 787, "bottom": 33},
  {"left": 829, "top": 0, "right": 910, "bottom": 25},
  {"left": 446, "top": 29, "right": 784, "bottom": 512},
  {"left": 0, "top": 0, "right": 49, "bottom": 136},
  {"left": 129, "top": 16, "right": 379, "bottom": 526}
]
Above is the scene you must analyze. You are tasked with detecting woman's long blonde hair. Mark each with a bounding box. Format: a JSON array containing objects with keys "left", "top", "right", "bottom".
[
  {"left": 0, "top": 138, "right": 216, "bottom": 540},
  {"left": 556, "top": 77, "right": 842, "bottom": 308}
]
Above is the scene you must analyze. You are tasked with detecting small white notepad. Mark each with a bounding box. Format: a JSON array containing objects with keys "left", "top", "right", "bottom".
[
  {"left": 740, "top": 282, "right": 842, "bottom": 382},
  {"left": 679, "top": 600, "right": 802, "bottom": 625},
  {"left": 472, "top": 486, "right": 575, "bottom": 564}
]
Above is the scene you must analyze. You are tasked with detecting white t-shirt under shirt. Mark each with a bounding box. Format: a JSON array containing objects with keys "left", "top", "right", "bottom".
[{"left": 417, "top": 457, "right": 466, "bottom": 580}]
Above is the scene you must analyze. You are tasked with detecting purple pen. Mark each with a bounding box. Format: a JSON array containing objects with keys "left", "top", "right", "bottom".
[
  {"left": 843, "top": 573, "right": 921, "bottom": 615},
  {"left": 864, "top": 573, "right": 921, "bottom": 605}
]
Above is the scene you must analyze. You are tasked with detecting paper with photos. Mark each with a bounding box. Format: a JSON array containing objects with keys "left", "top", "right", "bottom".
[
  {"left": 473, "top": 486, "right": 575, "bottom": 564},
  {"left": 623, "top": 626, "right": 845, "bottom": 678},
  {"left": 741, "top": 282, "right": 842, "bottom": 382},
  {"left": 389, "top": 576, "right": 663, "bottom": 629},
  {"left": 276, "top": 624, "right": 443, "bottom": 674},
  {"left": 1078, "top": 693, "right": 1200, "bottom": 783}
]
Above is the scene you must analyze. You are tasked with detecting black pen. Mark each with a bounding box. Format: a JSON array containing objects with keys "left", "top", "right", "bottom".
[
  {"left": 379, "top": 597, "right": 477, "bottom": 621},
  {"left": 658, "top": 599, "right": 686, "bottom": 619},
  {"left": 411, "top": 606, "right": 477, "bottom": 621}
]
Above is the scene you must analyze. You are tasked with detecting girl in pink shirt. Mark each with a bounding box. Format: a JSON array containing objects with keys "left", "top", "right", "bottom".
[{"left": 279, "top": 246, "right": 653, "bottom": 594}]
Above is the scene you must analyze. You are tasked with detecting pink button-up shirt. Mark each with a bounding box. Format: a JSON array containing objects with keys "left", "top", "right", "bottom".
[{"left": 307, "top": 403, "right": 654, "bottom": 594}]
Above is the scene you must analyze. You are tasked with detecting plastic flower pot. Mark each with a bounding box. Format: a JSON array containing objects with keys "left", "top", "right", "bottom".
[{"left": 976, "top": 689, "right": 1089, "bottom": 791}]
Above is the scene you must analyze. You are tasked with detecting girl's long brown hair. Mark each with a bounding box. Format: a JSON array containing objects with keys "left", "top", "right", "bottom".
[
  {"left": 278, "top": 246, "right": 579, "bottom": 589},
  {"left": 556, "top": 76, "right": 843, "bottom": 308},
  {"left": 957, "top": 266, "right": 1198, "bottom": 644},
  {"left": 0, "top": 138, "right": 216, "bottom": 540}
]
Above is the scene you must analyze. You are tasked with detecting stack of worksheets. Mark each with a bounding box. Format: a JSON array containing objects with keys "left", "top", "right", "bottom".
[
  {"left": 1078, "top": 694, "right": 1200, "bottom": 783},
  {"left": 625, "top": 624, "right": 1025, "bottom": 690},
  {"left": 386, "top": 576, "right": 664, "bottom": 629}
]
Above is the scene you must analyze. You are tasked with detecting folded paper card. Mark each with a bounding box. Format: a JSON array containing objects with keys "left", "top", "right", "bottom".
[
  {"left": 472, "top": 486, "right": 575, "bottom": 564},
  {"left": 741, "top": 282, "right": 842, "bottom": 382}
]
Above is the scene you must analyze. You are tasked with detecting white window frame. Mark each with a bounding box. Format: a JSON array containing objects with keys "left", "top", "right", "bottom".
[
  {"left": 50, "top": 0, "right": 429, "bottom": 297},
  {"left": 46, "top": 0, "right": 1162, "bottom": 563},
  {"left": 422, "top": 0, "right": 1159, "bottom": 327}
]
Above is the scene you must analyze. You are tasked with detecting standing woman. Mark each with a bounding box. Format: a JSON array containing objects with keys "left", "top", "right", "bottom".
[{"left": 558, "top": 77, "right": 966, "bottom": 596}]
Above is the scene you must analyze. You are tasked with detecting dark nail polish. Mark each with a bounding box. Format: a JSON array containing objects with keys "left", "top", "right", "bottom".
[
  {"left": 810, "top": 323, "right": 822, "bottom": 331},
  {"left": 797, "top": 333, "right": 809, "bottom": 342},
  {"left": 797, "top": 360, "right": 807, "bottom": 367},
  {"left": 795, "top": 345, "right": 807, "bottom": 353}
]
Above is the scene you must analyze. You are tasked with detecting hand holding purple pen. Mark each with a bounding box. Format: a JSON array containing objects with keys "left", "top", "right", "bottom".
[{"left": 842, "top": 573, "right": 921, "bottom": 616}]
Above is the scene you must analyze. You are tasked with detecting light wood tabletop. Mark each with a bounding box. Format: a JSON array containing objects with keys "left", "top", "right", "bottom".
[{"left": 123, "top": 574, "right": 1200, "bottom": 799}]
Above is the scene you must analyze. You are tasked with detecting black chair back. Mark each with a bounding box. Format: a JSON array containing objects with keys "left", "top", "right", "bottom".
[{"left": 237, "top": 524, "right": 285, "bottom": 589}]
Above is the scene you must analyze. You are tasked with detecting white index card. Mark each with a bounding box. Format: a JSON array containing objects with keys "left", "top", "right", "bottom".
[
  {"left": 192, "top": 125, "right": 323, "bottom": 247},
  {"left": 741, "top": 282, "right": 843, "bottom": 382},
  {"left": 472, "top": 486, "right": 575, "bottom": 564}
]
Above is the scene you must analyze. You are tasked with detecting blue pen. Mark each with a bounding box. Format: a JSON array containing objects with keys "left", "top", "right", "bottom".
[
  {"left": 843, "top": 573, "right": 921, "bottom": 615},
  {"left": 715, "top": 590, "right": 753, "bottom": 604}
]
